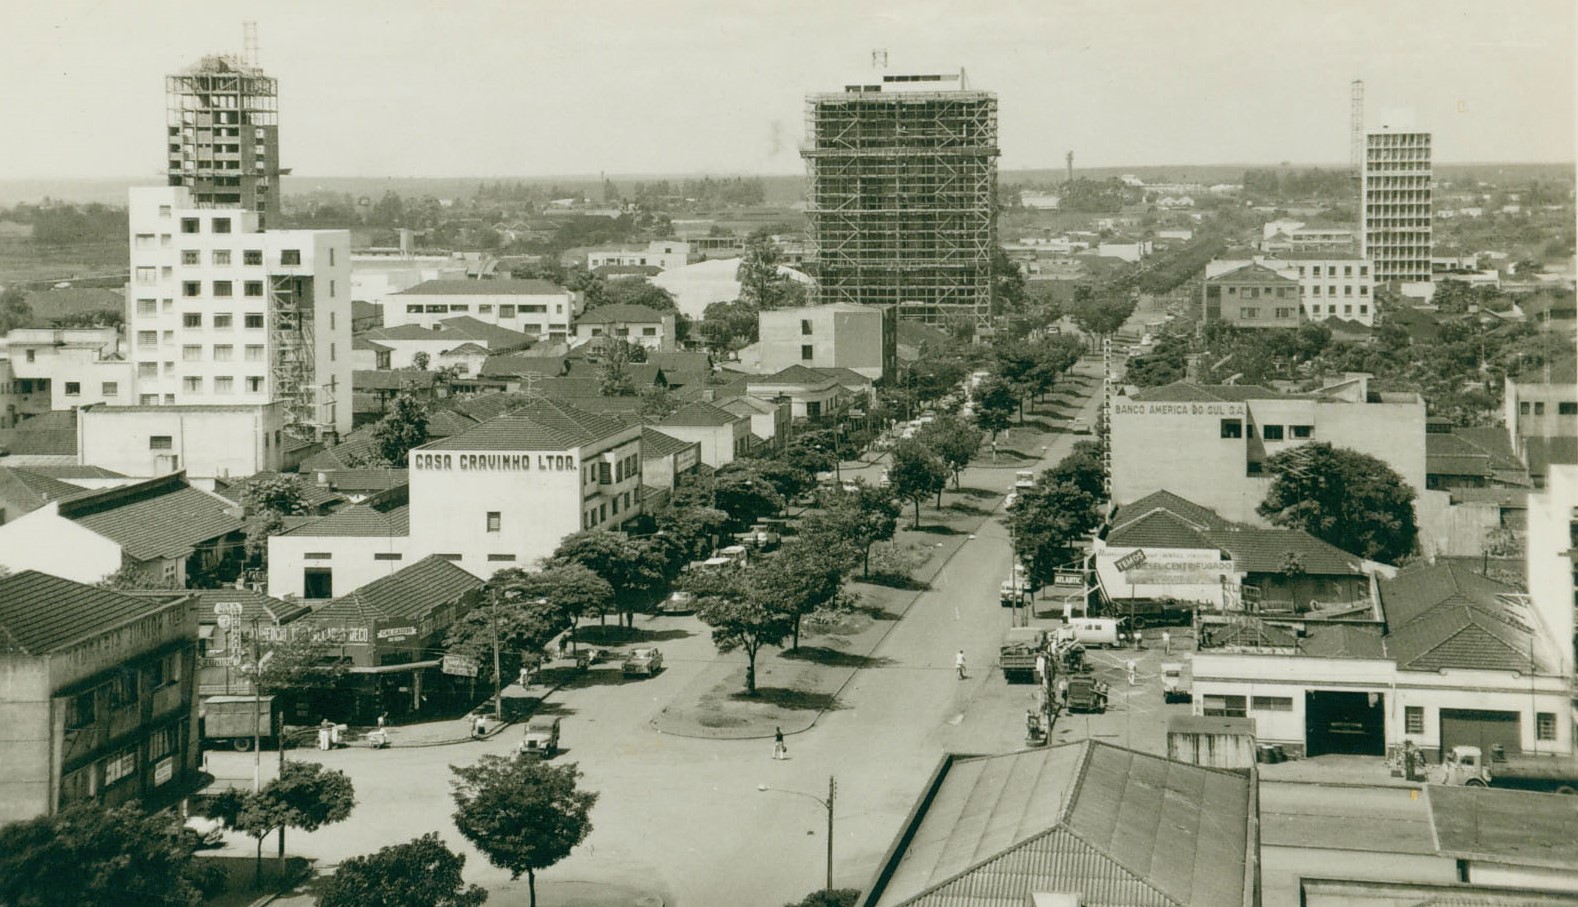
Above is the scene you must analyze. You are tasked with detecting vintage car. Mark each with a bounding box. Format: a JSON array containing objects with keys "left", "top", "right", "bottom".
[
  {"left": 519, "top": 717, "right": 562, "bottom": 758},
  {"left": 622, "top": 647, "right": 664, "bottom": 676}
]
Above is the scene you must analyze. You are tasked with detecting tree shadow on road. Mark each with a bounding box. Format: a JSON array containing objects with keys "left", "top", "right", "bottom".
[
  {"left": 528, "top": 700, "right": 582, "bottom": 716},
  {"left": 909, "top": 523, "right": 961, "bottom": 535},
  {"left": 557, "top": 669, "right": 661, "bottom": 692},
  {"left": 946, "top": 500, "right": 992, "bottom": 516},
  {"left": 954, "top": 486, "right": 1000, "bottom": 499},
  {"left": 574, "top": 626, "right": 693, "bottom": 645},
  {"left": 855, "top": 573, "right": 929, "bottom": 592},
  {"left": 779, "top": 646, "right": 894, "bottom": 670},
  {"left": 729, "top": 687, "right": 846, "bottom": 712}
]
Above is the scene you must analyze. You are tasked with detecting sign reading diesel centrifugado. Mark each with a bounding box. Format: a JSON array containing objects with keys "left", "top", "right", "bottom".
[
  {"left": 412, "top": 452, "right": 579, "bottom": 472},
  {"left": 1112, "top": 401, "right": 1245, "bottom": 417}
]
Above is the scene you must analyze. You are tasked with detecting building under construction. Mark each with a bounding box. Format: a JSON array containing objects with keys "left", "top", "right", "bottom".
[
  {"left": 803, "top": 71, "right": 999, "bottom": 330},
  {"left": 166, "top": 55, "right": 282, "bottom": 227}
]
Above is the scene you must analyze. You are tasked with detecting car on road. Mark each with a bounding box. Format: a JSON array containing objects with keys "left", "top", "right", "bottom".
[
  {"left": 1014, "top": 470, "right": 1036, "bottom": 490},
  {"left": 519, "top": 717, "right": 561, "bottom": 758},
  {"left": 182, "top": 814, "right": 226, "bottom": 848},
  {"left": 1161, "top": 662, "right": 1190, "bottom": 703},
  {"left": 622, "top": 647, "right": 664, "bottom": 676},
  {"left": 1069, "top": 418, "right": 1092, "bottom": 435},
  {"left": 659, "top": 590, "right": 695, "bottom": 615}
]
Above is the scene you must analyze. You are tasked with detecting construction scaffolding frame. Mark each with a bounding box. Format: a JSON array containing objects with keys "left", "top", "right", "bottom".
[
  {"left": 166, "top": 56, "right": 280, "bottom": 221},
  {"left": 268, "top": 274, "right": 327, "bottom": 439},
  {"left": 803, "top": 88, "right": 999, "bottom": 331}
]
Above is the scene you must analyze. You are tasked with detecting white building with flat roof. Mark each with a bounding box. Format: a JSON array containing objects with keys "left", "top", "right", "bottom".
[
  {"left": 386, "top": 280, "right": 574, "bottom": 342},
  {"left": 127, "top": 186, "right": 352, "bottom": 438},
  {"left": 586, "top": 240, "right": 689, "bottom": 273},
  {"left": 0, "top": 327, "right": 134, "bottom": 414}
]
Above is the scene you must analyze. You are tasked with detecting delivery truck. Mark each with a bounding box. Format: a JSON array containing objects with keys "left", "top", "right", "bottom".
[{"left": 201, "top": 695, "right": 279, "bottom": 751}]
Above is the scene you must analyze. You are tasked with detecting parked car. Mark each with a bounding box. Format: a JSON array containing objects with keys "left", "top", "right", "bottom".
[
  {"left": 659, "top": 590, "right": 695, "bottom": 615},
  {"left": 1069, "top": 419, "right": 1092, "bottom": 435},
  {"left": 182, "top": 814, "right": 226, "bottom": 849},
  {"left": 1014, "top": 470, "right": 1036, "bottom": 490},
  {"left": 623, "top": 647, "right": 664, "bottom": 676},
  {"left": 519, "top": 717, "right": 561, "bottom": 758}
]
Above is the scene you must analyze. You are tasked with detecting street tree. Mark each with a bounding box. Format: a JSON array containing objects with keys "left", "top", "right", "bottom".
[
  {"left": 678, "top": 563, "right": 792, "bottom": 695},
  {"left": 445, "top": 572, "right": 578, "bottom": 708},
  {"left": 0, "top": 800, "right": 224, "bottom": 907},
  {"left": 597, "top": 339, "right": 638, "bottom": 396},
  {"left": 372, "top": 392, "right": 429, "bottom": 466},
  {"left": 316, "top": 833, "right": 487, "bottom": 907},
  {"left": 712, "top": 463, "right": 787, "bottom": 528},
  {"left": 588, "top": 277, "right": 677, "bottom": 313},
  {"left": 1257, "top": 443, "right": 1418, "bottom": 564},
  {"left": 637, "top": 385, "right": 681, "bottom": 420},
  {"left": 800, "top": 484, "right": 899, "bottom": 576},
  {"left": 550, "top": 530, "right": 666, "bottom": 627},
  {"left": 1006, "top": 478, "right": 1101, "bottom": 588},
  {"left": 918, "top": 414, "right": 984, "bottom": 489},
  {"left": 654, "top": 502, "right": 731, "bottom": 567},
  {"left": 1044, "top": 440, "right": 1105, "bottom": 499},
  {"left": 412, "top": 351, "right": 432, "bottom": 370},
  {"left": 757, "top": 537, "right": 848, "bottom": 649},
  {"left": 0, "top": 286, "right": 35, "bottom": 334},
  {"left": 213, "top": 761, "right": 355, "bottom": 880},
  {"left": 971, "top": 376, "right": 1017, "bottom": 442},
  {"left": 752, "top": 457, "right": 817, "bottom": 504},
  {"left": 738, "top": 228, "right": 800, "bottom": 309},
  {"left": 450, "top": 757, "right": 598, "bottom": 907},
  {"left": 888, "top": 439, "right": 948, "bottom": 528}
]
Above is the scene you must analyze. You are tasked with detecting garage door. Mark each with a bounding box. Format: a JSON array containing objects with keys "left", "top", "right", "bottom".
[
  {"left": 1306, "top": 690, "right": 1385, "bottom": 756},
  {"left": 1440, "top": 709, "right": 1521, "bottom": 759}
]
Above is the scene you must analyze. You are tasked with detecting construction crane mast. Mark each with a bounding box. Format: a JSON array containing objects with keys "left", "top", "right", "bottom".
[{"left": 1350, "top": 79, "right": 1364, "bottom": 175}]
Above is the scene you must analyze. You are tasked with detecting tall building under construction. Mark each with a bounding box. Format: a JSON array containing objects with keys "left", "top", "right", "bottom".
[
  {"left": 803, "top": 71, "right": 999, "bottom": 329},
  {"left": 1361, "top": 125, "right": 1433, "bottom": 289},
  {"left": 166, "top": 55, "right": 282, "bottom": 227}
]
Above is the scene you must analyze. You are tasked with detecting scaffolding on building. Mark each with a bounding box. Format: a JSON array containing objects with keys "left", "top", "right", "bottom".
[
  {"left": 802, "top": 85, "right": 999, "bottom": 331},
  {"left": 166, "top": 55, "right": 281, "bottom": 221},
  {"left": 269, "top": 274, "right": 329, "bottom": 439}
]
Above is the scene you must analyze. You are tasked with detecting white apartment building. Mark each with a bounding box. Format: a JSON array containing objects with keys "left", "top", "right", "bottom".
[
  {"left": 586, "top": 240, "right": 689, "bottom": 273},
  {"left": 78, "top": 402, "right": 285, "bottom": 480},
  {"left": 1363, "top": 127, "right": 1434, "bottom": 293},
  {"left": 268, "top": 398, "right": 642, "bottom": 600},
  {"left": 386, "top": 280, "right": 574, "bottom": 341},
  {"left": 0, "top": 327, "right": 134, "bottom": 413},
  {"left": 127, "top": 187, "right": 352, "bottom": 438},
  {"left": 1272, "top": 255, "right": 1376, "bottom": 326}
]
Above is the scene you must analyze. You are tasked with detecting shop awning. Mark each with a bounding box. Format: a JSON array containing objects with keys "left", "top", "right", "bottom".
[{"left": 348, "top": 659, "right": 442, "bottom": 675}]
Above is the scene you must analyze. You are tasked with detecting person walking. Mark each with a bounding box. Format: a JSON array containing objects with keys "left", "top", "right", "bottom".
[
  {"left": 377, "top": 711, "right": 388, "bottom": 729},
  {"left": 773, "top": 727, "right": 787, "bottom": 760},
  {"left": 1126, "top": 658, "right": 1138, "bottom": 686},
  {"left": 1162, "top": 630, "right": 1171, "bottom": 654},
  {"left": 472, "top": 714, "right": 486, "bottom": 738},
  {"left": 955, "top": 649, "right": 967, "bottom": 680}
]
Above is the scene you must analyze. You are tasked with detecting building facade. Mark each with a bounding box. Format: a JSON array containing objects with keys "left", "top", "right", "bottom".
[
  {"left": 387, "top": 280, "right": 574, "bottom": 341},
  {"left": 1201, "top": 263, "right": 1303, "bottom": 330},
  {"left": 754, "top": 302, "right": 896, "bottom": 382},
  {"left": 1363, "top": 128, "right": 1433, "bottom": 289},
  {"left": 570, "top": 304, "right": 676, "bottom": 351},
  {"left": 1273, "top": 254, "right": 1376, "bottom": 326},
  {"left": 78, "top": 402, "right": 286, "bottom": 479},
  {"left": 0, "top": 328, "right": 134, "bottom": 414},
  {"left": 804, "top": 71, "right": 998, "bottom": 330},
  {"left": 166, "top": 55, "right": 281, "bottom": 226},
  {"left": 586, "top": 240, "right": 689, "bottom": 273},
  {"left": 127, "top": 187, "right": 352, "bottom": 439},
  {"left": 0, "top": 572, "right": 200, "bottom": 823}
]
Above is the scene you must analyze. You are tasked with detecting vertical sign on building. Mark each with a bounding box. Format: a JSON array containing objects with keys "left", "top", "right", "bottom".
[{"left": 1101, "top": 336, "right": 1113, "bottom": 496}]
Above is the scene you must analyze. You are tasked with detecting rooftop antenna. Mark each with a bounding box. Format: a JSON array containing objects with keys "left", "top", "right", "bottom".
[{"left": 243, "top": 21, "right": 259, "bottom": 67}]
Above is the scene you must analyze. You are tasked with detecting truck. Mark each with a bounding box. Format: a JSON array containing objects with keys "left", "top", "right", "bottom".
[
  {"left": 1437, "top": 745, "right": 1578, "bottom": 793},
  {"left": 999, "top": 627, "right": 1048, "bottom": 683},
  {"left": 1160, "top": 662, "right": 1190, "bottom": 703},
  {"left": 1065, "top": 675, "right": 1109, "bottom": 713},
  {"left": 201, "top": 695, "right": 279, "bottom": 752},
  {"left": 1000, "top": 579, "right": 1032, "bottom": 607}
]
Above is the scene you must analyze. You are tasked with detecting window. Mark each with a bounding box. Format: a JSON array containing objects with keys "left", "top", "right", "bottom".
[
  {"left": 244, "top": 249, "right": 262, "bottom": 265},
  {"left": 213, "top": 280, "right": 232, "bottom": 297},
  {"left": 104, "top": 748, "right": 137, "bottom": 786},
  {"left": 108, "top": 671, "right": 137, "bottom": 709},
  {"left": 1202, "top": 694, "right": 1247, "bottom": 718},
  {"left": 1312, "top": 285, "right": 1322, "bottom": 296},
  {"left": 213, "top": 344, "right": 233, "bottom": 361},
  {"left": 487, "top": 554, "right": 517, "bottom": 562},
  {"left": 149, "top": 723, "right": 179, "bottom": 761},
  {"left": 1262, "top": 424, "right": 1284, "bottom": 440},
  {"left": 138, "top": 362, "right": 157, "bottom": 378},
  {"left": 801, "top": 319, "right": 813, "bottom": 335},
  {"left": 1359, "top": 305, "right": 1369, "bottom": 315},
  {"left": 245, "top": 314, "right": 265, "bottom": 329},
  {"left": 1520, "top": 402, "right": 1531, "bottom": 415},
  {"left": 1405, "top": 706, "right": 1424, "bottom": 734},
  {"left": 183, "top": 281, "right": 201, "bottom": 297},
  {"left": 158, "top": 204, "right": 172, "bottom": 218},
  {"left": 212, "top": 249, "right": 231, "bottom": 266},
  {"left": 101, "top": 381, "right": 118, "bottom": 396},
  {"left": 642, "top": 326, "right": 656, "bottom": 336},
  {"left": 1275, "top": 307, "right": 1293, "bottom": 319},
  {"left": 1251, "top": 696, "right": 1292, "bottom": 711},
  {"left": 1534, "top": 402, "right": 1546, "bottom": 415},
  {"left": 64, "top": 382, "right": 80, "bottom": 396},
  {"left": 182, "top": 344, "right": 202, "bottom": 361},
  {"left": 1241, "top": 307, "right": 1259, "bottom": 318},
  {"left": 1559, "top": 402, "right": 1578, "bottom": 416},
  {"left": 137, "top": 330, "right": 158, "bottom": 348},
  {"left": 183, "top": 313, "right": 202, "bottom": 328},
  {"left": 1290, "top": 425, "right": 1313, "bottom": 439},
  {"left": 137, "top": 298, "right": 157, "bottom": 316},
  {"left": 181, "top": 250, "right": 200, "bottom": 265},
  {"left": 329, "top": 248, "right": 336, "bottom": 266},
  {"left": 215, "top": 376, "right": 234, "bottom": 394},
  {"left": 1343, "top": 266, "right": 1353, "bottom": 277},
  {"left": 801, "top": 344, "right": 814, "bottom": 361},
  {"left": 1537, "top": 712, "right": 1556, "bottom": 741},
  {"left": 1359, "top": 286, "right": 1369, "bottom": 296},
  {"left": 438, "top": 554, "right": 463, "bottom": 562},
  {"left": 150, "top": 652, "right": 179, "bottom": 689},
  {"left": 499, "top": 305, "right": 516, "bottom": 318},
  {"left": 280, "top": 249, "right": 301, "bottom": 265},
  {"left": 246, "top": 376, "right": 264, "bottom": 392},
  {"left": 211, "top": 313, "right": 233, "bottom": 330},
  {"left": 212, "top": 217, "right": 232, "bottom": 234},
  {"left": 373, "top": 552, "right": 403, "bottom": 561},
  {"left": 600, "top": 504, "right": 608, "bottom": 522},
  {"left": 486, "top": 511, "right": 501, "bottom": 533},
  {"left": 183, "top": 376, "right": 202, "bottom": 393},
  {"left": 1220, "top": 419, "right": 1243, "bottom": 439},
  {"left": 245, "top": 344, "right": 264, "bottom": 361},
  {"left": 181, "top": 217, "right": 200, "bottom": 234},
  {"left": 67, "top": 691, "right": 97, "bottom": 729},
  {"left": 1359, "top": 266, "right": 1368, "bottom": 276}
]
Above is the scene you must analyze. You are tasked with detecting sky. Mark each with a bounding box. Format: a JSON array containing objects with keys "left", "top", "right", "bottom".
[{"left": 3, "top": 0, "right": 1574, "bottom": 180}]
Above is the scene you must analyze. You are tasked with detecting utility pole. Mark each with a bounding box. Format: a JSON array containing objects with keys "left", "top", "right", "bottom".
[
  {"left": 491, "top": 603, "right": 503, "bottom": 720},
  {"left": 251, "top": 617, "right": 262, "bottom": 792},
  {"left": 825, "top": 776, "right": 836, "bottom": 893}
]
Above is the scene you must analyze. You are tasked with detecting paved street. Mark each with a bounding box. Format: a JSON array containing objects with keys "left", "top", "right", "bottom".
[{"left": 207, "top": 363, "right": 1124, "bottom": 906}]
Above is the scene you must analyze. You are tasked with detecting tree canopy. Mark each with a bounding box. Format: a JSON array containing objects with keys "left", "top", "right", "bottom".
[
  {"left": 678, "top": 562, "right": 793, "bottom": 695},
  {"left": 372, "top": 393, "right": 430, "bottom": 466},
  {"left": 1256, "top": 443, "right": 1418, "bottom": 564},
  {"left": 1006, "top": 478, "right": 1101, "bottom": 587},
  {"left": 888, "top": 439, "right": 948, "bottom": 528},
  {"left": 550, "top": 531, "right": 665, "bottom": 626},
  {"left": 450, "top": 757, "right": 598, "bottom": 907},
  {"left": 918, "top": 414, "right": 984, "bottom": 489},
  {"left": 316, "top": 833, "right": 487, "bottom": 907}
]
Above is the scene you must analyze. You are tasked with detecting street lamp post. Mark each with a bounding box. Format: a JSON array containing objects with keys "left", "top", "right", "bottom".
[{"left": 758, "top": 775, "right": 836, "bottom": 892}]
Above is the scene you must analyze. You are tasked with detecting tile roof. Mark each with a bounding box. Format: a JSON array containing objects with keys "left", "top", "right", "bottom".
[
  {"left": 0, "top": 409, "right": 79, "bottom": 456},
  {"left": 535, "top": 377, "right": 608, "bottom": 398},
  {"left": 56, "top": 473, "right": 242, "bottom": 561},
  {"left": 433, "top": 316, "right": 535, "bottom": 348},
  {"left": 645, "top": 350, "right": 712, "bottom": 374},
  {"left": 640, "top": 428, "right": 696, "bottom": 460},
  {"left": 352, "top": 335, "right": 393, "bottom": 352},
  {"left": 750, "top": 364, "right": 841, "bottom": 389},
  {"left": 1299, "top": 623, "right": 1387, "bottom": 658},
  {"left": 1200, "top": 527, "right": 1364, "bottom": 576},
  {"left": 1107, "top": 509, "right": 1214, "bottom": 549},
  {"left": 354, "top": 369, "right": 439, "bottom": 392},
  {"left": 1206, "top": 262, "right": 1299, "bottom": 284},
  {"left": 658, "top": 401, "right": 744, "bottom": 428},
  {"left": 1207, "top": 619, "right": 1299, "bottom": 650},
  {"left": 1129, "top": 382, "right": 1282, "bottom": 403},
  {"left": 440, "top": 341, "right": 491, "bottom": 356},
  {"left": 394, "top": 279, "right": 567, "bottom": 296},
  {"left": 867, "top": 741, "right": 1251, "bottom": 907},
  {"left": 183, "top": 588, "right": 311, "bottom": 625},
  {"left": 318, "top": 468, "right": 408, "bottom": 493},
  {"left": 478, "top": 352, "right": 570, "bottom": 379},
  {"left": 422, "top": 398, "right": 631, "bottom": 451},
  {"left": 426, "top": 409, "right": 480, "bottom": 439},
  {"left": 673, "top": 378, "right": 750, "bottom": 403},
  {"left": 812, "top": 366, "right": 874, "bottom": 386},
  {"left": 19, "top": 288, "right": 125, "bottom": 327},
  {"left": 300, "top": 432, "right": 379, "bottom": 472},
  {"left": 591, "top": 264, "right": 663, "bottom": 278},
  {"left": 1380, "top": 563, "right": 1545, "bottom": 672},
  {"left": 574, "top": 304, "right": 668, "bottom": 324},
  {"left": 13, "top": 464, "right": 124, "bottom": 480},
  {"left": 311, "top": 555, "right": 483, "bottom": 626},
  {"left": 1111, "top": 490, "right": 1237, "bottom": 533},
  {"left": 0, "top": 466, "right": 87, "bottom": 512},
  {"left": 281, "top": 486, "right": 410, "bottom": 538},
  {"left": 0, "top": 571, "right": 187, "bottom": 656}
]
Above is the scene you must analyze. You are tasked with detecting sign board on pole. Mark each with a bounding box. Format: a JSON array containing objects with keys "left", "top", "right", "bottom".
[
  {"left": 442, "top": 654, "right": 479, "bottom": 677},
  {"left": 1114, "top": 549, "right": 1148, "bottom": 572},
  {"left": 1053, "top": 570, "right": 1085, "bottom": 587},
  {"left": 216, "top": 614, "right": 236, "bottom": 631},
  {"left": 215, "top": 602, "right": 244, "bottom": 617}
]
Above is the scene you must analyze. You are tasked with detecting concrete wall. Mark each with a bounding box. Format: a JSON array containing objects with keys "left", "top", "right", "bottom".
[
  {"left": 757, "top": 305, "right": 892, "bottom": 381},
  {"left": 655, "top": 421, "right": 746, "bottom": 468},
  {"left": 1527, "top": 468, "right": 1577, "bottom": 677},
  {"left": 79, "top": 404, "right": 284, "bottom": 479},
  {"left": 0, "top": 506, "right": 124, "bottom": 583},
  {"left": 386, "top": 291, "right": 573, "bottom": 340},
  {"left": 268, "top": 533, "right": 416, "bottom": 601},
  {"left": 0, "top": 656, "right": 53, "bottom": 823}
]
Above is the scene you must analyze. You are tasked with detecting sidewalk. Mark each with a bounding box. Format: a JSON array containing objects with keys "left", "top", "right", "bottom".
[
  {"left": 1258, "top": 753, "right": 1419, "bottom": 788},
  {"left": 653, "top": 423, "right": 1063, "bottom": 740},
  {"left": 317, "top": 666, "right": 585, "bottom": 749}
]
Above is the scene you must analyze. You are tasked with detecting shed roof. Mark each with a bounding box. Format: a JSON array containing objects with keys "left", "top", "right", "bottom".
[
  {"left": 422, "top": 398, "right": 630, "bottom": 451},
  {"left": 640, "top": 428, "right": 696, "bottom": 459},
  {"left": 1429, "top": 785, "right": 1578, "bottom": 869},
  {"left": 394, "top": 279, "right": 567, "bottom": 296},
  {"left": 55, "top": 473, "right": 241, "bottom": 561},
  {"left": 0, "top": 571, "right": 187, "bottom": 655},
  {"left": 311, "top": 555, "right": 482, "bottom": 626}
]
